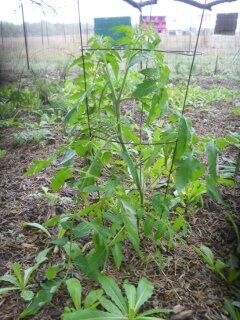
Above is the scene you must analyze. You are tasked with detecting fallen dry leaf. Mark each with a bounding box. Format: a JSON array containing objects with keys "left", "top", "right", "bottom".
[
  {"left": 21, "top": 243, "right": 37, "bottom": 249},
  {"left": 173, "top": 304, "right": 185, "bottom": 313},
  {"left": 171, "top": 310, "right": 194, "bottom": 319}
]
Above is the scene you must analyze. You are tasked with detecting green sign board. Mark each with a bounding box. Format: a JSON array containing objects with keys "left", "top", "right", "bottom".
[{"left": 94, "top": 16, "right": 132, "bottom": 42}]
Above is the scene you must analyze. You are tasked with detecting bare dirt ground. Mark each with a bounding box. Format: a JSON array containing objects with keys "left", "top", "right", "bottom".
[{"left": 0, "top": 71, "right": 239, "bottom": 320}]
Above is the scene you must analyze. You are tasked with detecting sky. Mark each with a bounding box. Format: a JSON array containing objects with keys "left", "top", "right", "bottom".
[{"left": 0, "top": 0, "right": 239, "bottom": 30}]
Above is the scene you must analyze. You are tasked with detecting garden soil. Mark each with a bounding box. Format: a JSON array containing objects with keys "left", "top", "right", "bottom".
[{"left": 0, "top": 70, "right": 239, "bottom": 320}]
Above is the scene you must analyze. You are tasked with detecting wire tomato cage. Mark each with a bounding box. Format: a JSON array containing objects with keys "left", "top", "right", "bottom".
[{"left": 75, "top": 0, "right": 207, "bottom": 200}]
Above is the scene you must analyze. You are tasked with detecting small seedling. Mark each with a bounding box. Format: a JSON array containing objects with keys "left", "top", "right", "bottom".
[
  {"left": 61, "top": 278, "right": 103, "bottom": 316},
  {"left": 62, "top": 276, "right": 173, "bottom": 320},
  {"left": 0, "top": 248, "right": 50, "bottom": 301}
]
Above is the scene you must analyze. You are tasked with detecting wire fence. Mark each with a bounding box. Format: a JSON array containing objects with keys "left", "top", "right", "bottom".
[{"left": 0, "top": 3, "right": 239, "bottom": 76}]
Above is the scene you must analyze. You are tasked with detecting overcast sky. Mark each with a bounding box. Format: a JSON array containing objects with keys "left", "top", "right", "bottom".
[{"left": 0, "top": 0, "right": 239, "bottom": 30}]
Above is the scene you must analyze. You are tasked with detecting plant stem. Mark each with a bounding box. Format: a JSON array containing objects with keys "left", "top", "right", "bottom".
[{"left": 102, "top": 51, "right": 144, "bottom": 206}]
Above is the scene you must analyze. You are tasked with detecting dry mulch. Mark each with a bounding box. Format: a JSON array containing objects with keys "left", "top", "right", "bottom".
[{"left": 0, "top": 71, "right": 239, "bottom": 320}]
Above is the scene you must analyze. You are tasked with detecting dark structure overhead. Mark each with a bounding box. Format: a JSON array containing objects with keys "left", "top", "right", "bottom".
[{"left": 214, "top": 13, "right": 238, "bottom": 35}]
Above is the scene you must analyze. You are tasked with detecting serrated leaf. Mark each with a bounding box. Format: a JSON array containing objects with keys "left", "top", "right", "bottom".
[
  {"left": 123, "top": 283, "right": 136, "bottom": 313},
  {"left": 133, "top": 80, "right": 157, "bottom": 99},
  {"left": 0, "top": 274, "right": 20, "bottom": 287},
  {"left": 99, "top": 296, "right": 123, "bottom": 315},
  {"left": 99, "top": 276, "right": 128, "bottom": 315},
  {"left": 0, "top": 286, "right": 20, "bottom": 295},
  {"left": 23, "top": 265, "right": 39, "bottom": 287},
  {"left": 66, "top": 278, "right": 82, "bottom": 310},
  {"left": 135, "top": 278, "right": 154, "bottom": 312},
  {"left": 12, "top": 262, "right": 23, "bottom": 286},
  {"left": 21, "top": 290, "right": 34, "bottom": 301}
]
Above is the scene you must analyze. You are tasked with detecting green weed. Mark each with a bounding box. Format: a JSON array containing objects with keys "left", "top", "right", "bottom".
[
  {"left": 62, "top": 276, "right": 173, "bottom": 320},
  {"left": 0, "top": 249, "right": 50, "bottom": 301},
  {"left": 12, "top": 129, "right": 53, "bottom": 146}
]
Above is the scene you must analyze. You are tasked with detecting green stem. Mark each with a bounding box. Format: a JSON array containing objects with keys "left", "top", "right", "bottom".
[{"left": 102, "top": 52, "right": 144, "bottom": 206}]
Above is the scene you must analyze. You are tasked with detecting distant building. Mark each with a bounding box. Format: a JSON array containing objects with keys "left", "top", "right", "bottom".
[{"left": 141, "top": 16, "right": 166, "bottom": 33}]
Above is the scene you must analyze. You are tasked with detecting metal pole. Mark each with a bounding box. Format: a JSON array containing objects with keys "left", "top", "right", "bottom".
[
  {"left": 46, "top": 23, "right": 49, "bottom": 45},
  {"left": 41, "top": 20, "right": 44, "bottom": 46},
  {"left": 21, "top": 0, "right": 30, "bottom": 69},
  {"left": 1, "top": 22, "right": 4, "bottom": 50},
  {"left": 63, "top": 23, "right": 66, "bottom": 42}
]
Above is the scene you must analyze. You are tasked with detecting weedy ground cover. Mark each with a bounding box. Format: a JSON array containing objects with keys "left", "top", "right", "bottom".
[{"left": 0, "top": 25, "right": 239, "bottom": 320}]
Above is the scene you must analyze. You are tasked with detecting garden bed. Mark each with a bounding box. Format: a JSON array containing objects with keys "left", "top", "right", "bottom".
[{"left": 0, "top": 70, "right": 239, "bottom": 320}]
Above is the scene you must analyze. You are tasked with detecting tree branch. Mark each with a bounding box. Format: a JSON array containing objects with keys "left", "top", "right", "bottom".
[
  {"left": 174, "top": 0, "right": 237, "bottom": 10},
  {"left": 30, "top": 0, "right": 57, "bottom": 14},
  {"left": 122, "top": 0, "right": 158, "bottom": 11},
  {"left": 122, "top": 0, "right": 237, "bottom": 11}
]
